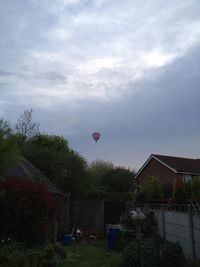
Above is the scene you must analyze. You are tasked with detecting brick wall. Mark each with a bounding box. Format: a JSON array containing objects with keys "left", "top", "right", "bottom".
[{"left": 137, "top": 158, "right": 181, "bottom": 184}]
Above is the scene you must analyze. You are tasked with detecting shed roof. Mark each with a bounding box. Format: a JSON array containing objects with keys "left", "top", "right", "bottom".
[{"left": 8, "top": 157, "right": 63, "bottom": 195}]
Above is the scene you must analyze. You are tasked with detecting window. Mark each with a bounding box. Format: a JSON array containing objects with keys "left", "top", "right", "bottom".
[{"left": 182, "top": 174, "right": 192, "bottom": 183}]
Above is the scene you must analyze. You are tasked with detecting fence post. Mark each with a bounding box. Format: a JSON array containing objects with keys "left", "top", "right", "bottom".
[
  {"left": 161, "top": 206, "right": 166, "bottom": 240},
  {"left": 101, "top": 200, "right": 104, "bottom": 234},
  {"left": 188, "top": 205, "right": 195, "bottom": 259}
]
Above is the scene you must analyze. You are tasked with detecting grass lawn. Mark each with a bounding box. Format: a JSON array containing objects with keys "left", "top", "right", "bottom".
[{"left": 60, "top": 240, "right": 122, "bottom": 267}]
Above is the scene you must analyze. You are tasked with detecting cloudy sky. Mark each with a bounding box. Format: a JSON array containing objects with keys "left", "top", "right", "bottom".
[{"left": 1, "top": 0, "right": 200, "bottom": 171}]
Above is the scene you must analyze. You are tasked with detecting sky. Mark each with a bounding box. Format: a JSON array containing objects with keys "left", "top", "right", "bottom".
[{"left": 1, "top": 0, "right": 200, "bottom": 171}]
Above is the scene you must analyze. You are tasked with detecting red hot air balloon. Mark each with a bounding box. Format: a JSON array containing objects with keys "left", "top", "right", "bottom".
[{"left": 92, "top": 132, "right": 101, "bottom": 142}]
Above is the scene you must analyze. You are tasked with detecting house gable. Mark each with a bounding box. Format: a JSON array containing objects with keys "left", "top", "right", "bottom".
[
  {"left": 136, "top": 154, "right": 200, "bottom": 185},
  {"left": 136, "top": 156, "right": 180, "bottom": 184},
  {"left": 135, "top": 155, "right": 177, "bottom": 179}
]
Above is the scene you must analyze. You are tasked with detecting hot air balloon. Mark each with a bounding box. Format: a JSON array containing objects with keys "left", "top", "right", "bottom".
[{"left": 92, "top": 132, "right": 101, "bottom": 142}]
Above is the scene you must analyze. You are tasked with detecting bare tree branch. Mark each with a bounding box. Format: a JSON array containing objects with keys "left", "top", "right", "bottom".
[{"left": 15, "top": 109, "right": 40, "bottom": 139}]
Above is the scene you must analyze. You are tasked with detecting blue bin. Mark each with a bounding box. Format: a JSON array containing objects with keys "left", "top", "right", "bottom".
[
  {"left": 107, "top": 227, "right": 121, "bottom": 249},
  {"left": 63, "top": 234, "right": 73, "bottom": 246}
]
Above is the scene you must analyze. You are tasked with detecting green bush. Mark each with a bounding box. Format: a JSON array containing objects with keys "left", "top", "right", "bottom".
[
  {"left": 185, "top": 181, "right": 192, "bottom": 199},
  {"left": 173, "top": 180, "right": 188, "bottom": 203},
  {"left": 187, "top": 258, "right": 200, "bottom": 267},
  {"left": 122, "top": 240, "right": 139, "bottom": 267},
  {"left": 0, "top": 241, "right": 42, "bottom": 267},
  {"left": 162, "top": 183, "right": 173, "bottom": 199},
  {"left": 141, "top": 176, "right": 163, "bottom": 202},
  {"left": 192, "top": 176, "right": 200, "bottom": 201},
  {"left": 8, "top": 250, "right": 26, "bottom": 267},
  {"left": 115, "top": 231, "right": 136, "bottom": 251},
  {"left": 122, "top": 239, "right": 160, "bottom": 267},
  {"left": 39, "top": 244, "right": 58, "bottom": 267},
  {"left": 25, "top": 248, "right": 41, "bottom": 267},
  {"left": 161, "top": 241, "right": 187, "bottom": 267}
]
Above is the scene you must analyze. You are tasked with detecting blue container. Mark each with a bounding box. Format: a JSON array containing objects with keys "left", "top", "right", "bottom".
[
  {"left": 107, "top": 227, "right": 121, "bottom": 249},
  {"left": 63, "top": 234, "right": 73, "bottom": 246}
]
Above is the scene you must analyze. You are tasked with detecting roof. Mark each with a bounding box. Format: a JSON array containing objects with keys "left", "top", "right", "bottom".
[
  {"left": 135, "top": 154, "right": 200, "bottom": 178},
  {"left": 8, "top": 157, "right": 64, "bottom": 196}
]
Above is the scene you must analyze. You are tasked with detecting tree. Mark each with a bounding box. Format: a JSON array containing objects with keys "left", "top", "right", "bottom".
[
  {"left": 15, "top": 109, "right": 40, "bottom": 140},
  {"left": 101, "top": 167, "right": 135, "bottom": 200},
  {"left": 87, "top": 160, "right": 114, "bottom": 198},
  {"left": 21, "top": 134, "right": 88, "bottom": 198},
  {"left": 140, "top": 176, "right": 163, "bottom": 202},
  {"left": 87, "top": 161, "right": 135, "bottom": 200},
  {"left": 0, "top": 119, "right": 19, "bottom": 178},
  {"left": 0, "top": 119, "right": 12, "bottom": 137},
  {"left": 191, "top": 176, "right": 200, "bottom": 201}
]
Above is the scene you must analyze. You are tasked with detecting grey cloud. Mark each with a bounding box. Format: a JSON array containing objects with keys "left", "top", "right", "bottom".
[
  {"left": 63, "top": 45, "right": 200, "bottom": 168},
  {"left": 1, "top": 0, "right": 200, "bottom": 169},
  {"left": 35, "top": 72, "right": 68, "bottom": 83},
  {"left": 0, "top": 70, "right": 12, "bottom": 76}
]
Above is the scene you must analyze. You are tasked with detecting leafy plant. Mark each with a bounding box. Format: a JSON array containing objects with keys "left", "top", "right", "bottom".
[
  {"left": 39, "top": 244, "right": 58, "bottom": 267},
  {"left": 8, "top": 250, "right": 26, "bottom": 267},
  {"left": 187, "top": 258, "right": 200, "bottom": 267},
  {"left": 25, "top": 248, "right": 41, "bottom": 267},
  {"left": 140, "top": 239, "right": 160, "bottom": 267},
  {"left": 141, "top": 176, "right": 163, "bottom": 202},
  {"left": 192, "top": 176, "right": 200, "bottom": 201},
  {"left": 0, "top": 119, "right": 19, "bottom": 178},
  {"left": 22, "top": 134, "right": 88, "bottom": 199},
  {"left": 161, "top": 240, "right": 187, "bottom": 267},
  {"left": 162, "top": 183, "right": 173, "bottom": 199},
  {"left": 173, "top": 180, "right": 188, "bottom": 203},
  {"left": 122, "top": 239, "right": 160, "bottom": 267},
  {"left": 0, "top": 177, "right": 53, "bottom": 244}
]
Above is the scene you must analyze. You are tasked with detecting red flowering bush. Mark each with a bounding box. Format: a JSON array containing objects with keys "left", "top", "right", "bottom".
[{"left": 0, "top": 176, "right": 53, "bottom": 244}]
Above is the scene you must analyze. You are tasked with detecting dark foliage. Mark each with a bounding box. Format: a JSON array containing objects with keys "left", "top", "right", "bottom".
[
  {"left": 162, "top": 183, "right": 173, "bottom": 199},
  {"left": 0, "top": 119, "right": 19, "bottom": 177},
  {"left": 173, "top": 180, "right": 188, "bottom": 203},
  {"left": 21, "top": 134, "right": 88, "bottom": 198},
  {"left": 161, "top": 240, "right": 187, "bottom": 267},
  {"left": 122, "top": 239, "right": 160, "bottom": 267},
  {"left": 0, "top": 177, "right": 53, "bottom": 244}
]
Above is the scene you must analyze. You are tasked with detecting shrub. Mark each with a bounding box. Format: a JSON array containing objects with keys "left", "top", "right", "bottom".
[
  {"left": 192, "top": 176, "right": 200, "bottom": 201},
  {"left": 185, "top": 181, "right": 192, "bottom": 199},
  {"left": 0, "top": 176, "right": 53, "bottom": 244},
  {"left": 122, "top": 239, "right": 160, "bottom": 267},
  {"left": 8, "top": 250, "right": 26, "bottom": 267},
  {"left": 187, "top": 258, "right": 200, "bottom": 267},
  {"left": 115, "top": 230, "right": 136, "bottom": 251},
  {"left": 173, "top": 180, "right": 188, "bottom": 203},
  {"left": 0, "top": 241, "right": 49, "bottom": 267},
  {"left": 122, "top": 240, "right": 139, "bottom": 267},
  {"left": 162, "top": 183, "right": 173, "bottom": 199},
  {"left": 39, "top": 244, "right": 58, "bottom": 267},
  {"left": 141, "top": 176, "right": 163, "bottom": 202},
  {"left": 161, "top": 241, "right": 187, "bottom": 267}
]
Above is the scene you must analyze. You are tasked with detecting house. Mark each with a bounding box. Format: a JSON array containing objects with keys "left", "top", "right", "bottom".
[{"left": 135, "top": 154, "right": 200, "bottom": 185}]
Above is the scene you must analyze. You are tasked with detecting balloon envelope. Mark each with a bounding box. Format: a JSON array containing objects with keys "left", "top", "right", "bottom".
[{"left": 92, "top": 132, "right": 101, "bottom": 142}]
